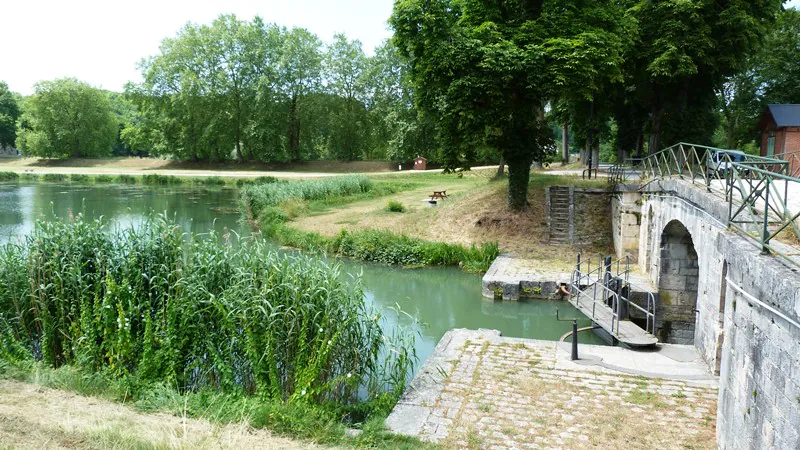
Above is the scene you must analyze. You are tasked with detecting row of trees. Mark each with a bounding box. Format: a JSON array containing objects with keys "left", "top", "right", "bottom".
[
  {"left": 0, "top": 16, "right": 440, "bottom": 162},
  {"left": 391, "top": 0, "right": 792, "bottom": 209},
  {"left": 125, "top": 15, "right": 435, "bottom": 163}
]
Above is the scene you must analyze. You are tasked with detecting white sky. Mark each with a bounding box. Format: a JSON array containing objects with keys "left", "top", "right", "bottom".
[
  {"left": 1, "top": 0, "right": 798, "bottom": 96},
  {"left": 0, "top": 0, "right": 394, "bottom": 95}
]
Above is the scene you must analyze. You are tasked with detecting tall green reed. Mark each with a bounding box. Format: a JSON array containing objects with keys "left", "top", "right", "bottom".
[{"left": 0, "top": 214, "right": 416, "bottom": 407}]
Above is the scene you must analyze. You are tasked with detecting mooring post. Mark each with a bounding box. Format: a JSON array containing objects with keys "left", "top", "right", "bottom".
[{"left": 571, "top": 319, "right": 579, "bottom": 361}]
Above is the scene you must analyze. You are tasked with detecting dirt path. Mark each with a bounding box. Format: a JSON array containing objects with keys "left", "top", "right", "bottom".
[
  {"left": 0, "top": 157, "right": 496, "bottom": 179},
  {"left": 0, "top": 380, "right": 327, "bottom": 450}
]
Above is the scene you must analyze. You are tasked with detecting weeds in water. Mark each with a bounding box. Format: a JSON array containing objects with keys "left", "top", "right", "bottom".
[
  {"left": 142, "top": 174, "right": 182, "bottom": 185},
  {"left": 0, "top": 215, "right": 416, "bottom": 412},
  {"left": 116, "top": 174, "right": 137, "bottom": 184},
  {"left": 95, "top": 174, "right": 115, "bottom": 183},
  {"left": 20, "top": 173, "right": 40, "bottom": 181},
  {"left": 69, "top": 174, "right": 90, "bottom": 183},
  {"left": 42, "top": 173, "right": 68, "bottom": 182},
  {"left": 0, "top": 171, "right": 19, "bottom": 181},
  {"left": 241, "top": 176, "right": 372, "bottom": 213},
  {"left": 197, "top": 176, "right": 225, "bottom": 186}
]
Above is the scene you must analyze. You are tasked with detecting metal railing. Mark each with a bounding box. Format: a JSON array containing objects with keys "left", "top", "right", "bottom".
[
  {"left": 783, "top": 150, "right": 800, "bottom": 178},
  {"left": 612, "top": 143, "right": 800, "bottom": 262},
  {"left": 608, "top": 158, "right": 645, "bottom": 185},
  {"left": 569, "top": 254, "right": 657, "bottom": 338}
]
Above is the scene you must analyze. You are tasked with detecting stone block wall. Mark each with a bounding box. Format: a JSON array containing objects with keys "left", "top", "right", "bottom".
[
  {"left": 611, "top": 190, "right": 641, "bottom": 263},
  {"left": 716, "top": 235, "right": 800, "bottom": 450},
  {"left": 572, "top": 189, "right": 612, "bottom": 248},
  {"left": 636, "top": 179, "right": 800, "bottom": 449}
]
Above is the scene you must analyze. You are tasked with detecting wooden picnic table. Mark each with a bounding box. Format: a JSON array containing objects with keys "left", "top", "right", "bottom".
[{"left": 430, "top": 190, "right": 448, "bottom": 200}]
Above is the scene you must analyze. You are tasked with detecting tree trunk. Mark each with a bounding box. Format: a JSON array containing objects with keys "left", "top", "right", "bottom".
[
  {"left": 635, "top": 134, "right": 644, "bottom": 158},
  {"left": 506, "top": 156, "right": 532, "bottom": 211},
  {"left": 497, "top": 157, "right": 505, "bottom": 177},
  {"left": 288, "top": 94, "right": 301, "bottom": 161},
  {"left": 561, "top": 121, "right": 569, "bottom": 165},
  {"left": 580, "top": 142, "right": 589, "bottom": 166},
  {"left": 592, "top": 140, "right": 600, "bottom": 169},
  {"left": 648, "top": 105, "right": 663, "bottom": 155}
]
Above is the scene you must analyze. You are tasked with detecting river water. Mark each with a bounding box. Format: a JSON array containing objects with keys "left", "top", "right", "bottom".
[{"left": 0, "top": 182, "right": 604, "bottom": 369}]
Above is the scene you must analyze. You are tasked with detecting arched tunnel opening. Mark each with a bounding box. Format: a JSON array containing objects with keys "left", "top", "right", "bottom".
[{"left": 657, "top": 220, "right": 699, "bottom": 344}]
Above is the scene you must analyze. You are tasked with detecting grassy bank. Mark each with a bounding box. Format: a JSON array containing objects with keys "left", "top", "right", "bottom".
[
  {"left": 0, "top": 215, "right": 422, "bottom": 446},
  {"left": 241, "top": 175, "right": 500, "bottom": 273},
  {"left": 0, "top": 170, "right": 280, "bottom": 187}
]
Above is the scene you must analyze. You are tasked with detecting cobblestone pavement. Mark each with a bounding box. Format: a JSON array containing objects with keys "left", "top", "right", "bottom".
[{"left": 388, "top": 329, "right": 718, "bottom": 450}]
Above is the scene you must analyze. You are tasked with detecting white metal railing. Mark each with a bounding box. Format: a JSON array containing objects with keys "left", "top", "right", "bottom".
[{"left": 569, "top": 254, "right": 656, "bottom": 338}]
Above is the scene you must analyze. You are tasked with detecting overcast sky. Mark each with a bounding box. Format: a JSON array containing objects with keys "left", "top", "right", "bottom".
[{"left": 1, "top": 0, "right": 798, "bottom": 95}]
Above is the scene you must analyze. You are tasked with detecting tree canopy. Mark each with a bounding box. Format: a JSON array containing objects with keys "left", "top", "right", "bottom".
[
  {"left": 0, "top": 81, "right": 20, "bottom": 149},
  {"left": 391, "top": 0, "right": 628, "bottom": 209},
  {"left": 16, "top": 78, "right": 117, "bottom": 158}
]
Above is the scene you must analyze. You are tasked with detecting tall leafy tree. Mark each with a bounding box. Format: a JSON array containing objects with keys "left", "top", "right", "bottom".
[
  {"left": 16, "top": 78, "right": 117, "bottom": 158},
  {"left": 0, "top": 81, "right": 20, "bottom": 150},
  {"left": 757, "top": 7, "right": 800, "bottom": 104},
  {"left": 326, "top": 34, "right": 370, "bottom": 160},
  {"left": 391, "top": 0, "right": 627, "bottom": 210},
  {"left": 623, "top": 0, "right": 781, "bottom": 153},
  {"left": 279, "top": 28, "right": 323, "bottom": 161}
]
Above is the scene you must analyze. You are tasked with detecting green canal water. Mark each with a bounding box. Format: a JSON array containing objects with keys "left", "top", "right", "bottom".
[{"left": 0, "top": 183, "right": 605, "bottom": 370}]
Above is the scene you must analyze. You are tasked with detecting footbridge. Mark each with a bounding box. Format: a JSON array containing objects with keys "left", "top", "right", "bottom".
[{"left": 609, "top": 143, "right": 800, "bottom": 449}]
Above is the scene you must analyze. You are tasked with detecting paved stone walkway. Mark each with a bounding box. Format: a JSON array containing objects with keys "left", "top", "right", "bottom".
[{"left": 387, "top": 329, "right": 718, "bottom": 449}]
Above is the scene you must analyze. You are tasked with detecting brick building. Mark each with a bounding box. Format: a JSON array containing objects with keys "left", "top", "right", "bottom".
[{"left": 759, "top": 104, "right": 800, "bottom": 176}]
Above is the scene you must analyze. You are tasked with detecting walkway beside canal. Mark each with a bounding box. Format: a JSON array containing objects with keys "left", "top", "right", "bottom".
[{"left": 387, "top": 329, "right": 718, "bottom": 449}]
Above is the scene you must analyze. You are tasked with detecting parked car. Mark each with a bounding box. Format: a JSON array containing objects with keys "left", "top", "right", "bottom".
[{"left": 706, "top": 150, "right": 746, "bottom": 178}]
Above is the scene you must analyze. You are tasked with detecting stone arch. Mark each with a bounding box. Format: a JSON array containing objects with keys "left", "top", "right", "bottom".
[{"left": 657, "top": 220, "right": 699, "bottom": 344}]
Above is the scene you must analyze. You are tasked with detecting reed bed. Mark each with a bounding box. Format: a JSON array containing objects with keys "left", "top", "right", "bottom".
[
  {"left": 0, "top": 215, "right": 416, "bottom": 409},
  {"left": 240, "top": 175, "right": 372, "bottom": 214}
]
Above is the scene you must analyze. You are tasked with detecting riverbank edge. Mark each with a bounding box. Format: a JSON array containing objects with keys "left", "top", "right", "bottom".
[{"left": 0, "top": 362, "right": 435, "bottom": 450}]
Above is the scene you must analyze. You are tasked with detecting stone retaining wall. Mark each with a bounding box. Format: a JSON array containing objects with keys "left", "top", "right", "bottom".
[{"left": 638, "top": 179, "right": 800, "bottom": 449}]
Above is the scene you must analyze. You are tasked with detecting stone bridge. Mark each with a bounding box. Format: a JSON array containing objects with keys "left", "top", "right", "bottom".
[{"left": 613, "top": 177, "right": 800, "bottom": 449}]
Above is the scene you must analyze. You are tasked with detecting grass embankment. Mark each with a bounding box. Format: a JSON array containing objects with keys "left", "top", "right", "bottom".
[
  {"left": 0, "top": 216, "right": 428, "bottom": 449},
  {"left": 285, "top": 173, "right": 611, "bottom": 272},
  {"left": 0, "top": 170, "right": 278, "bottom": 187},
  {"left": 241, "top": 175, "right": 500, "bottom": 273}
]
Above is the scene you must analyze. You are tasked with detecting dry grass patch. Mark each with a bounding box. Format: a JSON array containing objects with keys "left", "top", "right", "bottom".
[{"left": 0, "top": 380, "right": 327, "bottom": 450}]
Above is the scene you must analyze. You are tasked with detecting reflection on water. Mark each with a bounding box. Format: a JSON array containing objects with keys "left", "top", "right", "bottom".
[{"left": 0, "top": 182, "right": 604, "bottom": 370}]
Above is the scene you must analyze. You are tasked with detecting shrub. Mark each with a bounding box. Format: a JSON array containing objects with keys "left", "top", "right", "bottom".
[
  {"left": 386, "top": 200, "right": 406, "bottom": 213},
  {"left": 199, "top": 176, "right": 225, "bottom": 186},
  {"left": 142, "top": 174, "right": 182, "bottom": 185},
  {"left": 20, "top": 173, "right": 40, "bottom": 181},
  {"left": 42, "top": 173, "right": 68, "bottom": 182},
  {"left": 0, "top": 216, "right": 415, "bottom": 409},
  {"left": 0, "top": 171, "right": 19, "bottom": 181},
  {"left": 115, "top": 174, "right": 137, "bottom": 184},
  {"left": 95, "top": 174, "right": 114, "bottom": 183},
  {"left": 69, "top": 173, "right": 90, "bottom": 183}
]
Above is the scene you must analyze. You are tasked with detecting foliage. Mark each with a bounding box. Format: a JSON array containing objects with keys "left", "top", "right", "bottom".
[
  {"left": 391, "top": 0, "right": 627, "bottom": 210},
  {"left": 241, "top": 175, "right": 372, "bottom": 214},
  {"left": 0, "top": 81, "right": 20, "bottom": 149},
  {"left": 69, "top": 174, "right": 90, "bottom": 183},
  {"left": 124, "top": 15, "right": 435, "bottom": 164},
  {"left": 0, "top": 215, "right": 416, "bottom": 409},
  {"left": 141, "top": 174, "right": 182, "bottom": 185},
  {"left": 15, "top": 78, "right": 118, "bottom": 158},
  {"left": 41, "top": 173, "right": 67, "bottom": 182},
  {"left": 0, "top": 171, "right": 19, "bottom": 181},
  {"left": 386, "top": 200, "right": 406, "bottom": 213}
]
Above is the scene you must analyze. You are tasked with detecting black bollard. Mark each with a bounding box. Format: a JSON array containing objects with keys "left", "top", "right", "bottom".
[{"left": 571, "top": 319, "right": 579, "bottom": 361}]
